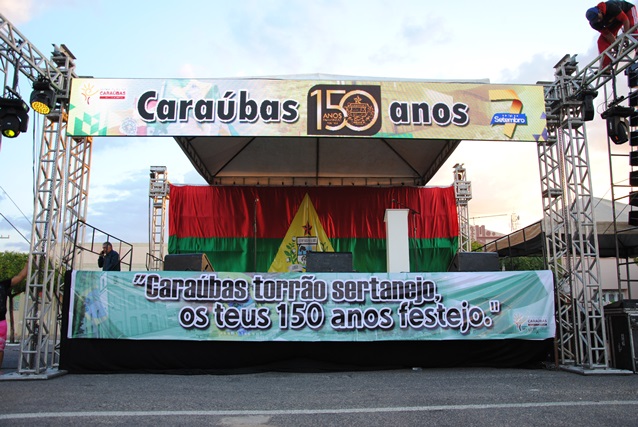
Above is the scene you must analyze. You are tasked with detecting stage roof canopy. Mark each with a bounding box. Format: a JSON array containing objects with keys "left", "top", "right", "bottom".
[
  {"left": 67, "top": 74, "right": 548, "bottom": 186},
  {"left": 173, "top": 135, "right": 460, "bottom": 186}
]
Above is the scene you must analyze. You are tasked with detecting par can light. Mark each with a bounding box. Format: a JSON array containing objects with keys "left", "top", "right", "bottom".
[{"left": 30, "top": 78, "right": 57, "bottom": 115}]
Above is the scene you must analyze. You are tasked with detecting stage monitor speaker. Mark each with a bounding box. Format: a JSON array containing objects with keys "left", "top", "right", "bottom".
[
  {"left": 164, "top": 253, "right": 214, "bottom": 272},
  {"left": 306, "top": 252, "right": 353, "bottom": 272},
  {"left": 447, "top": 252, "right": 499, "bottom": 272}
]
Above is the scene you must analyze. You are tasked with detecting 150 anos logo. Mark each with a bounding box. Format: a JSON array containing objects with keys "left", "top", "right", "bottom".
[{"left": 307, "top": 85, "right": 381, "bottom": 136}]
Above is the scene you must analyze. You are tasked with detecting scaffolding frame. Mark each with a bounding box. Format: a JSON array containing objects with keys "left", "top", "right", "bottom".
[
  {"left": 453, "top": 163, "right": 472, "bottom": 252},
  {"left": 0, "top": 13, "right": 89, "bottom": 377},
  {"left": 148, "top": 166, "right": 169, "bottom": 271},
  {"left": 539, "top": 28, "right": 638, "bottom": 371}
]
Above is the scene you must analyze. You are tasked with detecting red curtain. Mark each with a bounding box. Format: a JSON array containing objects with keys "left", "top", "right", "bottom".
[{"left": 169, "top": 185, "right": 458, "bottom": 240}]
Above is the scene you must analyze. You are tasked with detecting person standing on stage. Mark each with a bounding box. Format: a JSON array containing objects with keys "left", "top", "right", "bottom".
[
  {"left": 98, "top": 241, "right": 121, "bottom": 271},
  {"left": 0, "top": 262, "right": 27, "bottom": 370},
  {"left": 586, "top": 1, "right": 638, "bottom": 69}
]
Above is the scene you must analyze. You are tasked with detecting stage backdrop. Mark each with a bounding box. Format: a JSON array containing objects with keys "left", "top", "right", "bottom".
[
  {"left": 168, "top": 185, "right": 459, "bottom": 273},
  {"left": 68, "top": 270, "right": 555, "bottom": 342}
]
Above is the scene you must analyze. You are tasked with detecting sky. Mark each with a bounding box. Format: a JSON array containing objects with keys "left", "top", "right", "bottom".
[{"left": 0, "top": 0, "right": 632, "bottom": 253}]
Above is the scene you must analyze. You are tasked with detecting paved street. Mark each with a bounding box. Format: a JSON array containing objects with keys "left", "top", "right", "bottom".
[{"left": 1, "top": 343, "right": 637, "bottom": 426}]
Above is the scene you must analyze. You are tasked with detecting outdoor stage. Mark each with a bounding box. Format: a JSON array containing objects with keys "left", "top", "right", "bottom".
[{"left": 58, "top": 75, "right": 553, "bottom": 373}]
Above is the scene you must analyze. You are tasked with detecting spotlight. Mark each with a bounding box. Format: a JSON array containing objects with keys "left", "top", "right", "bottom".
[
  {"left": 630, "top": 191, "right": 638, "bottom": 207},
  {"left": 579, "top": 89, "right": 598, "bottom": 122},
  {"left": 0, "top": 97, "right": 29, "bottom": 138},
  {"left": 606, "top": 116, "right": 629, "bottom": 144},
  {"left": 631, "top": 170, "right": 638, "bottom": 187},
  {"left": 30, "top": 77, "right": 57, "bottom": 115},
  {"left": 629, "top": 210, "right": 638, "bottom": 226},
  {"left": 630, "top": 92, "right": 638, "bottom": 107},
  {"left": 602, "top": 106, "right": 634, "bottom": 144},
  {"left": 631, "top": 151, "right": 638, "bottom": 166}
]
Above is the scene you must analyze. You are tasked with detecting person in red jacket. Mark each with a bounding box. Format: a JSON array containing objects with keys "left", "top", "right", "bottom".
[{"left": 587, "top": 1, "right": 638, "bottom": 69}]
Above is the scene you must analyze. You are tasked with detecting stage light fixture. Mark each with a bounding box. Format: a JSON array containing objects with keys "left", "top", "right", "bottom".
[
  {"left": 631, "top": 110, "right": 638, "bottom": 127},
  {"left": 630, "top": 91, "right": 638, "bottom": 107},
  {"left": 631, "top": 131, "right": 638, "bottom": 146},
  {"left": 602, "top": 106, "right": 634, "bottom": 144},
  {"left": 629, "top": 210, "right": 638, "bottom": 226},
  {"left": 631, "top": 151, "right": 638, "bottom": 166},
  {"left": 579, "top": 89, "right": 598, "bottom": 122},
  {"left": 631, "top": 170, "right": 638, "bottom": 187},
  {"left": 0, "top": 97, "right": 30, "bottom": 138},
  {"left": 630, "top": 191, "right": 638, "bottom": 207},
  {"left": 628, "top": 63, "right": 638, "bottom": 88},
  {"left": 30, "top": 77, "right": 57, "bottom": 115},
  {"left": 606, "top": 116, "right": 629, "bottom": 144}
]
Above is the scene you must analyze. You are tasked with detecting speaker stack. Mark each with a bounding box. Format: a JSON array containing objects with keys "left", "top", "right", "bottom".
[{"left": 163, "top": 253, "right": 214, "bottom": 271}]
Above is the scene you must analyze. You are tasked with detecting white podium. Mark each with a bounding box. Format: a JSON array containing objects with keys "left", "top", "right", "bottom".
[{"left": 384, "top": 208, "right": 410, "bottom": 272}]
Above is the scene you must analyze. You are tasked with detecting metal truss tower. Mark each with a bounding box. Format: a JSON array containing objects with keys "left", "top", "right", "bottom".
[
  {"left": 0, "top": 13, "right": 91, "bottom": 377},
  {"left": 539, "top": 29, "right": 638, "bottom": 371},
  {"left": 148, "top": 166, "right": 169, "bottom": 271},
  {"left": 453, "top": 163, "right": 472, "bottom": 252}
]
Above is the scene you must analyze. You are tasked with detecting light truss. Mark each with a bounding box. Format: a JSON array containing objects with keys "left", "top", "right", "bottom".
[
  {"left": 537, "top": 25, "right": 638, "bottom": 370},
  {"left": 148, "top": 166, "right": 169, "bottom": 271},
  {"left": 0, "top": 13, "right": 89, "bottom": 377},
  {"left": 453, "top": 163, "right": 472, "bottom": 252}
]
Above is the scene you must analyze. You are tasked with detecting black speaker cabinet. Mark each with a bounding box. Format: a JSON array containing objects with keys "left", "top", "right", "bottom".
[
  {"left": 605, "top": 300, "right": 638, "bottom": 372},
  {"left": 447, "top": 252, "right": 499, "bottom": 272},
  {"left": 164, "top": 253, "right": 214, "bottom": 272},
  {"left": 306, "top": 252, "right": 353, "bottom": 272}
]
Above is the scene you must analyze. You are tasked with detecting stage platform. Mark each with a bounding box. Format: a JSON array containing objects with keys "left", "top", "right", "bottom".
[{"left": 60, "top": 269, "right": 555, "bottom": 373}]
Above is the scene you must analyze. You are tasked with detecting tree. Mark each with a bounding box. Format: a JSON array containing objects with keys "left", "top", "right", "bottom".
[{"left": 0, "top": 251, "right": 28, "bottom": 342}]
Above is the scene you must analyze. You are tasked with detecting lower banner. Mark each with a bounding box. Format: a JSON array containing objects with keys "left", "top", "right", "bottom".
[{"left": 68, "top": 270, "right": 555, "bottom": 341}]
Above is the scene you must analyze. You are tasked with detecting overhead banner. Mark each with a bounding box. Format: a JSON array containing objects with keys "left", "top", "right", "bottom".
[
  {"left": 67, "top": 78, "right": 547, "bottom": 141},
  {"left": 68, "top": 270, "right": 555, "bottom": 342}
]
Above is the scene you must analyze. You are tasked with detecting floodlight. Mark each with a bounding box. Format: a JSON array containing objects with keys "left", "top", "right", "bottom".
[
  {"left": 0, "top": 97, "right": 29, "bottom": 138},
  {"left": 30, "top": 77, "right": 57, "bottom": 115}
]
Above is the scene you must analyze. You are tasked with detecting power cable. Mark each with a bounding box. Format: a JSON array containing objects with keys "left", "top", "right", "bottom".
[
  {"left": 0, "top": 185, "right": 31, "bottom": 225},
  {"left": 0, "top": 211, "right": 30, "bottom": 243}
]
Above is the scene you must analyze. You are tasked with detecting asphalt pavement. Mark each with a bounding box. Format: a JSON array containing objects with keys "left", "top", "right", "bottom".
[{"left": 1, "top": 343, "right": 637, "bottom": 426}]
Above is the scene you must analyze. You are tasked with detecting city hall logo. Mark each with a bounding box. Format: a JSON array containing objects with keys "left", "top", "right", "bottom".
[
  {"left": 307, "top": 85, "right": 381, "bottom": 136},
  {"left": 99, "top": 89, "right": 126, "bottom": 100},
  {"left": 80, "top": 83, "right": 99, "bottom": 105}
]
